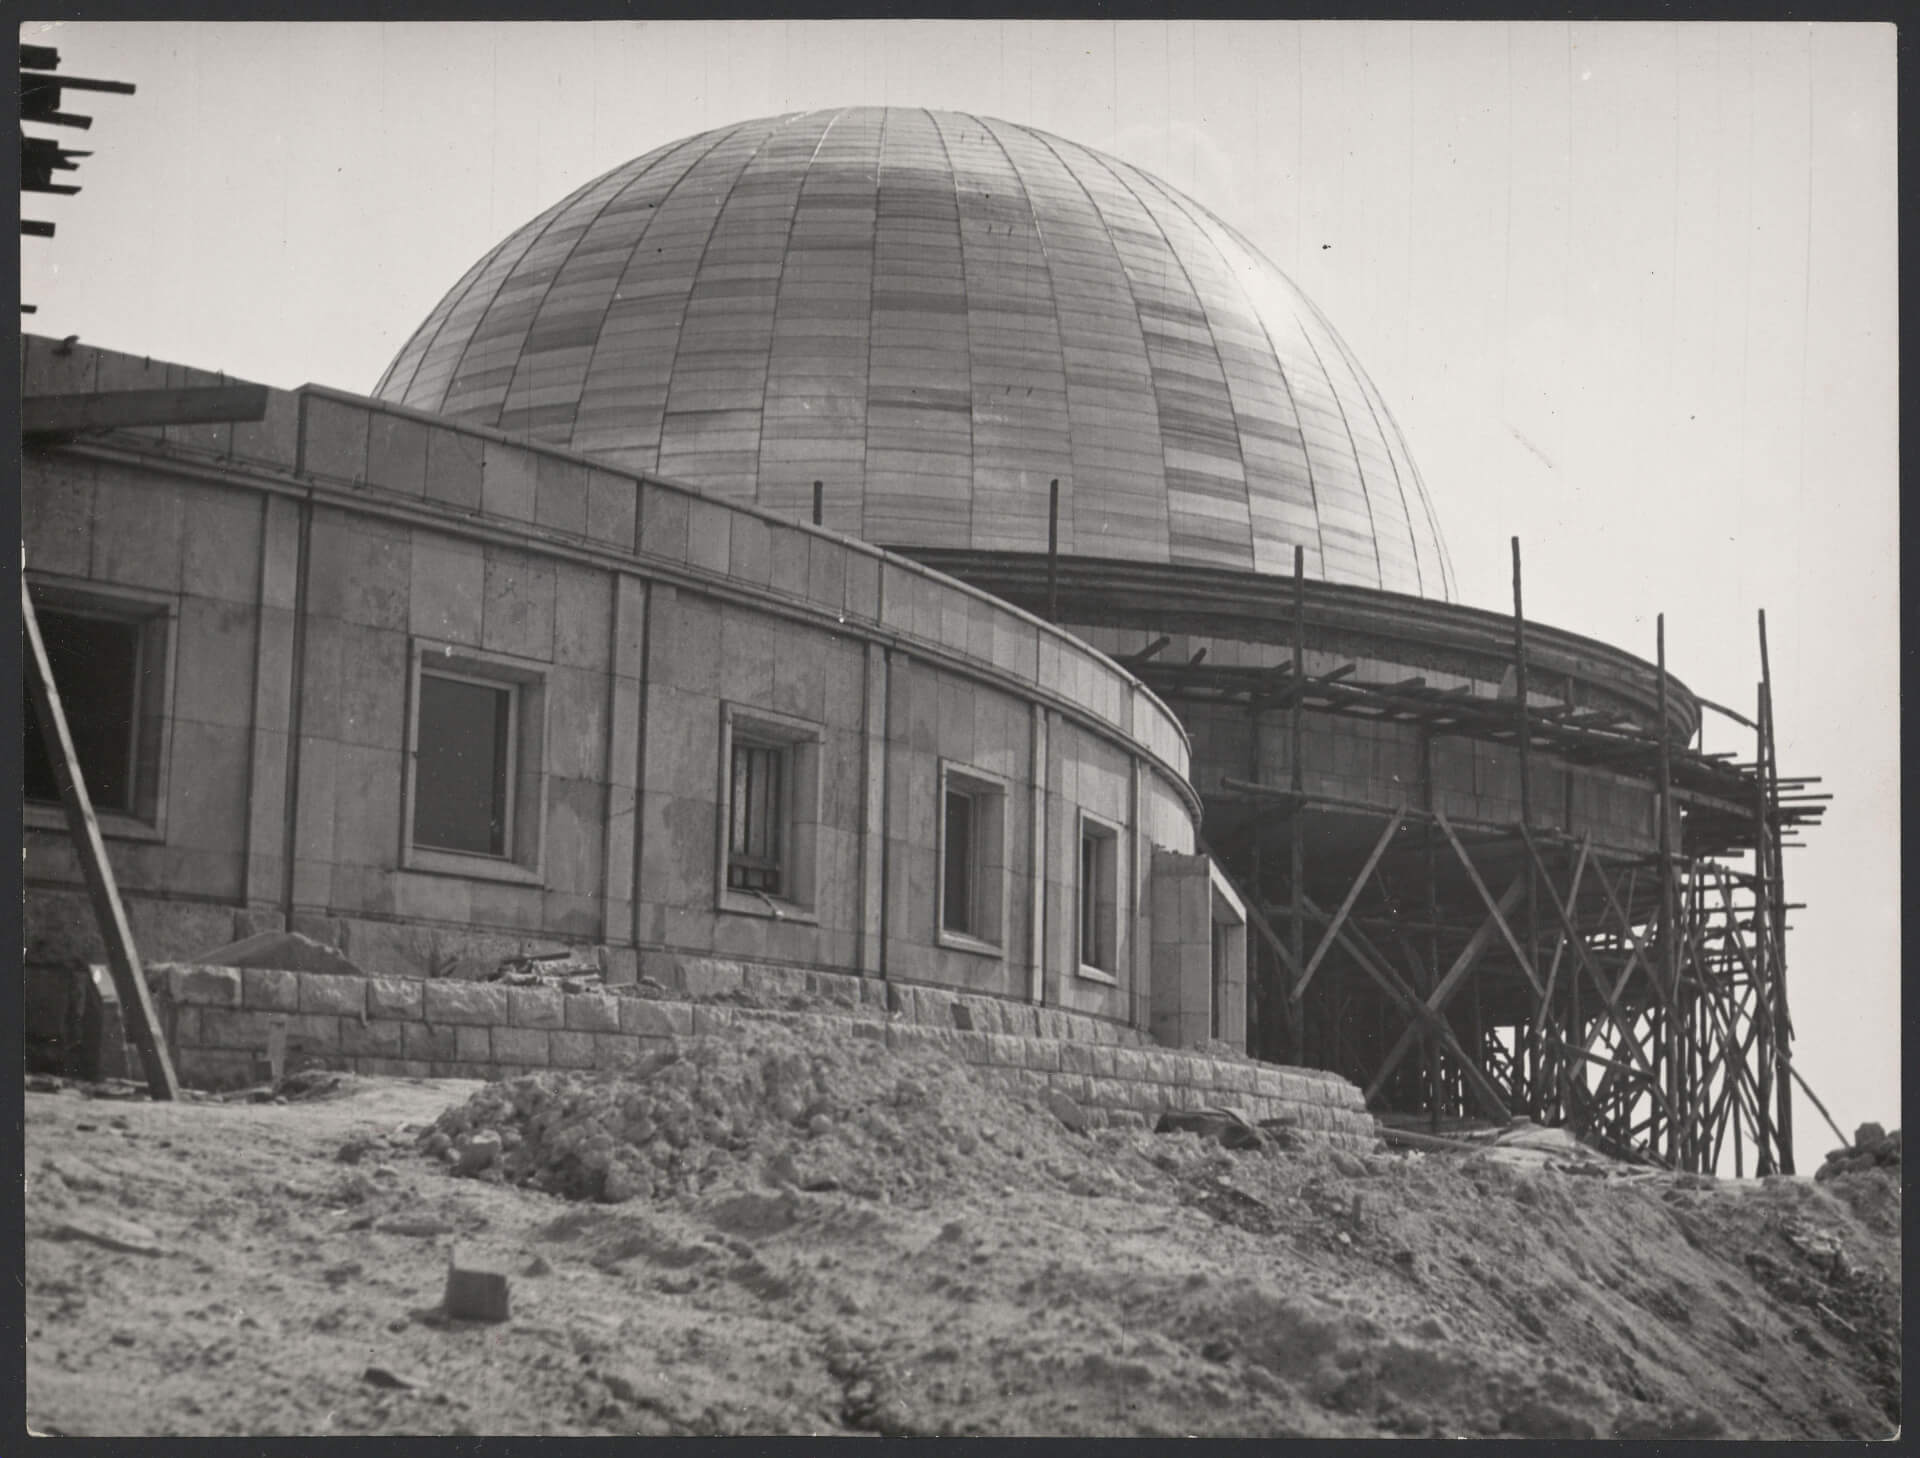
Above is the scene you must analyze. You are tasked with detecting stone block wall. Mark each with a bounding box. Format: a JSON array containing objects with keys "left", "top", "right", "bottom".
[{"left": 116, "top": 958, "right": 1377, "bottom": 1151}]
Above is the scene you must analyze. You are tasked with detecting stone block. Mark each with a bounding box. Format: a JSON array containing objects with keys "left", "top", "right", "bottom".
[
  {"left": 424, "top": 427, "right": 484, "bottom": 511},
  {"left": 491, "top": 1026, "right": 548, "bottom": 1066},
  {"left": 165, "top": 965, "right": 243, "bottom": 1008},
  {"left": 403, "top": 1022, "right": 457, "bottom": 1062},
  {"left": 691, "top": 1005, "right": 735, "bottom": 1037},
  {"left": 298, "top": 972, "right": 367, "bottom": 1018},
  {"left": 1111, "top": 1048, "right": 1148, "bottom": 1082},
  {"left": 366, "top": 976, "right": 424, "bottom": 1020},
  {"left": 366, "top": 412, "right": 430, "bottom": 496},
  {"left": 586, "top": 470, "right": 637, "bottom": 550},
  {"left": 549, "top": 1030, "right": 597, "bottom": 1070},
  {"left": 342, "top": 1018, "right": 404, "bottom": 1058},
  {"left": 177, "top": 1046, "right": 261, "bottom": 1091},
  {"left": 240, "top": 965, "right": 300, "bottom": 1013},
  {"left": 507, "top": 985, "right": 565, "bottom": 1029},
  {"left": 455, "top": 1025, "right": 492, "bottom": 1062},
  {"left": 1023, "top": 1039, "right": 1062, "bottom": 1073},
  {"left": 286, "top": 1014, "right": 342, "bottom": 1053},
  {"left": 679, "top": 959, "right": 745, "bottom": 1000},
  {"left": 534, "top": 455, "right": 588, "bottom": 535},
  {"left": 564, "top": 992, "right": 621, "bottom": 1032},
  {"left": 988, "top": 1033, "right": 1029, "bottom": 1067},
  {"left": 481, "top": 441, "right": 536, "bottom": 521},
  {"left": 620, "top": 999, "right": 692, "bottom": 1039},
  {"left": 1060, "top": 1041, "right": 1097, "bottom": 1076},
  {"left": 424, "top": 981, "right": 511, "bottom": 1026}
]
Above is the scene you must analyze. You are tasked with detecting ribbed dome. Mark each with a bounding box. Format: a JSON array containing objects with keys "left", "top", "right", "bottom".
[{"left": 376, "top": 108, "right": 1453, "bottom": 598}]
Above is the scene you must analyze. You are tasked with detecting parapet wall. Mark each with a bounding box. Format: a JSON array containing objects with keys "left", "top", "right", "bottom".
[{"left": 91, "top": 959, "right": 1378, "bottom": 1151}]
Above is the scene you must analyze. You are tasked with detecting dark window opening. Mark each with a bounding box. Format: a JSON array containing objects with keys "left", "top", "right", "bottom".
[
  {"left": 728, "top": 741, "right": 786, "bottom": 895},
  {"left": 943, "top": 787, "right": 975, "bottom": 936},
  {"left": 1079, "top": 821, "right": 1117, "bottom": 972},
  {"left": 24, "top": 610, "right": 143, "bottom": 814},
  {"left": 412, "top": 672, "right": 513, "bottom": 857}
]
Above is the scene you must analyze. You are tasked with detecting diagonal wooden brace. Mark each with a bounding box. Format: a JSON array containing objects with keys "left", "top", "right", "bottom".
[
  {"left": 1292, "top": 805, "right": 1405, "bottom": 1001},
  {"left": 22, "top": 576, "right": 179, "bottom": 1100},
  {"left": 1435, "top": 808, "right": 1542, "bottom": 998}
]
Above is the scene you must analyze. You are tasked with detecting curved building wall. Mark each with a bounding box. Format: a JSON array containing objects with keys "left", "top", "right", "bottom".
[
  {"left": 22, "top": 337, "right": 1198, "bottom": 1033},
  {"left": 373, "top": 107, "right": 1454, "bottom": 600}
]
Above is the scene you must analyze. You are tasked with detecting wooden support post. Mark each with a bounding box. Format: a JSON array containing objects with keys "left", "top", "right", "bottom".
[
  {"left": 1655, "top": 615, "right": 1681, "bottom": 1164},
  {"left": 1422, "top": 729, "right": 1442, "bottom": 1127},
  {"left": 1512, "top": 537, "right": 1539, "bottom": 1114},
  {"left": 1751, "top": 679, "right": 1776, "bottom": 1173},
  {"left": 1758, "top": 609, "right": 1795, "bottom": 1173},
  {"left": 22, "top": 575, "right": 179, "bottom": 1100},
  {"left": 1288, "top": 544, "right": 1306, "bottom": 1066}
]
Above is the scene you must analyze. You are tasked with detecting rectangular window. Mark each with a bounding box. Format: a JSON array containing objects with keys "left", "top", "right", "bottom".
[
  {"left": 24, "top": 610, "right": 144, "bottom": 813},
  {"left": 403, "top": 640, "right": 546, "bottom": 884},
  {"left": 412, "top": 671, "right": 515, "bottom": 857},
  {"left": 716, "top": 702, "right": 822, "bottom": 920},
  {"left": 728, "top": 740, "right": 788, "bottom": 895},
  {"left": 942, "top": 787, "right": 975, "bottom": 935},
  {"left": 937, "top": 761, "right": 1009, "bottom": 953},
  {"left": 22, "top": 584, "right": 172, "bottom": 835},
  {"left": 1078, "top": 815, "right": 1120, "bottom": 976}
]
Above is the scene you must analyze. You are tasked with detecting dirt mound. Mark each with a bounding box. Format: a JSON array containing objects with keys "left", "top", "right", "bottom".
[
  {"left": 421, "top": 1022, "right": 1148, "bottom": 1208},
  {"left": 1815, "top": 1123, "right": 1901, "bottom": 1182}
]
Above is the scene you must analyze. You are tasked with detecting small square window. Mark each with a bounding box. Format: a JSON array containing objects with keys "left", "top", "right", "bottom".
[
  {"left": 716, "top": 703, "right": 821, "bottom": 921},
  {"left": 1078, "top": 814, "right": 1121, "bottom": 978},
  {"left": 403, "top": 641, "right": 546, "bottom": 884},
  {"left": 23, "top": 583, "right": 172, "bottom": 835},
  {"left": 938, "top": 762, "right": 1008, "bottom": 954}
]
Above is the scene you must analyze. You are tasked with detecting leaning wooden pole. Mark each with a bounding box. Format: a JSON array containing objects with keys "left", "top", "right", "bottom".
[
  {"left": 1288, "top": 544, "right": 1307, "bottom": 1067},
  {"left": 22, "top": 574, "right": 180, "bottom": 1100},
  {"left": 1758, "top": 609, "right": 1795, "bottom": 1172},
  {"left": 1654, "top": 614, "right": 1682, "bottom": 1165},
  {"left": 1511, "top": 537, "right": 1539, "bottom": 1115}
]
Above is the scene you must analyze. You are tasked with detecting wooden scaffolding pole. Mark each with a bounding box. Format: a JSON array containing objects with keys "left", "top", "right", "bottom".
[
  {"left": 22, "top": 574, "right": 179, "bottom": 1100},
  {"left": 1758, "top": 609, "right": 1796, "bottom": 1172},
  {"left": 1511, "top": 537, "right": 1539, "bottom": 1114},
  {"left": 1287, "top": 544, "right": 1306, "bottom": 1066}
]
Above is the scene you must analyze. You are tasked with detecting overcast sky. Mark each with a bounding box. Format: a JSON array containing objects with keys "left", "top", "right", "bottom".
[{"left": 20, "top": 20, "right": 1897, "bottom": 1164}]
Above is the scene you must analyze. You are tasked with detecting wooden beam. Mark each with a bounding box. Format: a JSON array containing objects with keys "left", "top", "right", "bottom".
[
  {"left": 24, "top": 383, "right": 269, "bottom": 438},
  {"left": 22, "top": 577, "right": 179, "bottom": 1100}
]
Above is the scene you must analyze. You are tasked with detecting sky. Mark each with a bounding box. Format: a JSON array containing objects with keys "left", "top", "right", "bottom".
[{"left": 19, "top": 20, "right": 1898, "bottom": 1166}]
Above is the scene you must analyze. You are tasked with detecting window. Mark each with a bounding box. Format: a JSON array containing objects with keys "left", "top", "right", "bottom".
[
  {"left": 23, "top": 583, "right": 172, "bottom": 834},
  {"left": 1077, "top": 813, "right": 1121, "bottom": 978},
  {"left": 412, "top": 671, "right": 515, "bottom": 857},
  {"left": 938, "top": 762, "right": 1008, "bottom": 953},
  {"left": 716, "top": 703, "right": 821, "bottom": 920},
  {"left": 728, "top": 741, "right": 787, "bottom": 895},
  {"left": 403, "top": 641, "right": 546, "bottom": 883}
]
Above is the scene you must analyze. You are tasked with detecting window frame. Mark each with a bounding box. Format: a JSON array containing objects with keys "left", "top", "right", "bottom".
[
  {"left": 715, "top": 701, "right": 822, "bottom": 923},
  {"left": 936, "top": 759, "right": 1010, "bottom": 957},
  {"left": 401, "top": 638, "right": 547, "bottom": 885},
  {"left": 23, "top": 575, "right": 175, "bottom": 843},
  {"left": 1075, "top": 809, "right": 1123, "bottom": 984}
]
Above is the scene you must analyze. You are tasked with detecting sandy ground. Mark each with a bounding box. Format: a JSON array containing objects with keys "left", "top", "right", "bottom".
[{"left": 23, "top": 1024, "right": 1900, "bottom": 1439}]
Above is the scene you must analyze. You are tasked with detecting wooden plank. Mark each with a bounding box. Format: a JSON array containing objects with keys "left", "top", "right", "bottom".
[
  {"left": 25, "top": 384, "right": 269, "bottom": 437},
  {"left": 21, "top": 576, "right": 179, "bottom": 1100}
]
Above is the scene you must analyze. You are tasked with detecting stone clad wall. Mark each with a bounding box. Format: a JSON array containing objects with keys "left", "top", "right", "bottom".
[{"left": 110, "top": 959, "right": 1378, "bottom": 1151}]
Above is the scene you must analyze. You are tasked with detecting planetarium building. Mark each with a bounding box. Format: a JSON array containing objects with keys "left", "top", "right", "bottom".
[{"left": 23, "top": 109, "right": 1811, "bottom": 1169}]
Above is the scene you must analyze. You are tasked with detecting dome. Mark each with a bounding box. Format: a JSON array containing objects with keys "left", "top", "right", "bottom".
[{"left": 375, "top": 108, "right": 1453, "bottom": 598}]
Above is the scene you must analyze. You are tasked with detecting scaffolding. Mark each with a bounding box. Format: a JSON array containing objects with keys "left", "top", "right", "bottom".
[{"left": 1128, "top": 545, "right": 1827, "bottom": 1176}]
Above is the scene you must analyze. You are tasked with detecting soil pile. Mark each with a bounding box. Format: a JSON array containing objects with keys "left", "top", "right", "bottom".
[
  {"left": 24, "top": 1016, "right": 1902, "bottom": 1439},
  {"left": 420, "top": 1023, "right": 1147, "bottom": 1207}
]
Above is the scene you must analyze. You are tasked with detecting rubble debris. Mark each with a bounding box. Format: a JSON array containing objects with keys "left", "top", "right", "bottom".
[
  {"left": 1154, "top": 1108, "right": 1266, "bottom": 1151},
  {"left": 190, "top": 930, "right": 367, "bottom": 978},
  {"left": 1814, "top": 1123, "right": 1900, "bottom": 1182}
]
